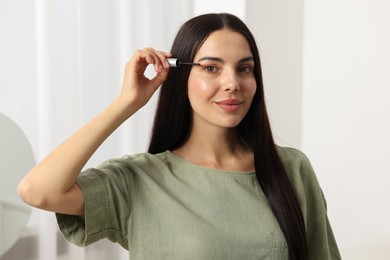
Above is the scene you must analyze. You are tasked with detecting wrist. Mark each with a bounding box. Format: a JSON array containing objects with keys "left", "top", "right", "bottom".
[{"left": 111, "top": 96, "right": 140, "bottom": 121}]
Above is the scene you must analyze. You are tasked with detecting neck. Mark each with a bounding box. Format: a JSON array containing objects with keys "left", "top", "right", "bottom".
[{"left": 173, "top": 125, "right": 254, "bottom": 172}]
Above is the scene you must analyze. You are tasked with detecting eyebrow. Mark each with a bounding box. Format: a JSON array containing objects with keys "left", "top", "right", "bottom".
[{"left": 197, "top": 56, "right": 254, "bottom": 64}]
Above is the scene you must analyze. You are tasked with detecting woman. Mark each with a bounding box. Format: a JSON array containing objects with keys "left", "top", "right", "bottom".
[{"left": 18, "top": 13, "right": 341, "bottom": 259}]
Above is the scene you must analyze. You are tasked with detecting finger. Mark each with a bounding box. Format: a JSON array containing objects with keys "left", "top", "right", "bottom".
[
  {"left": 155, "top": 51, "right": 172, "bottom": 69},
  {"left": 149, "top": 66, "right": 169, "bottom": 89},
  {"left": 131, "top": 48, "right": 171, "bottom": 77},
  {"left": 132, "top": 50, "right": 158, "bottom": 75},
  {"left": 143, "top": 48, "right": 172, "bottom": 70},
  {"left": 141, "top": 48, "right": 160, "bottom": 72}
]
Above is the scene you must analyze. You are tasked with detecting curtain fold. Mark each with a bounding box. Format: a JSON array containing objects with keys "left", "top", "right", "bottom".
[{"left": 0, "top": 0, "right": 193, "bottom": 259}]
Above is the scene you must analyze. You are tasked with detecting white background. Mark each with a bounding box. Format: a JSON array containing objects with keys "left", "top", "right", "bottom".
[{"left": 0, "top": 0, "right": 389, "bottom": 259}]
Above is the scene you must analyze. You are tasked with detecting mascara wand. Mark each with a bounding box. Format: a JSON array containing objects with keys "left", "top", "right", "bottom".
[{"left": 166, "top": 58, "right": 200, "bottom": 68}]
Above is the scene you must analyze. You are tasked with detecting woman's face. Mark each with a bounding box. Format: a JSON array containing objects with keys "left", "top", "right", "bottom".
[{"left": 187, "top": 29, "right": 257, "bottom": 130}]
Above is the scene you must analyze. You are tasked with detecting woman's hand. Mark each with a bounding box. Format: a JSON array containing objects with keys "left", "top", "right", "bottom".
[
  {"left": 17, "top": 48, "right": 171, "bottom": 216},
  {"left": 120, "top": 48, "right": 171, "bottom": 111}
]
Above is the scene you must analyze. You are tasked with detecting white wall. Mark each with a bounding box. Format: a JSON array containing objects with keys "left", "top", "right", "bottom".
[
  {"left": 193, "top": 0, "right": 246, "bottom": 20},
  {"left": 247, "top": 0, "right": 390, "bottom": 259},
  {"left": 245, "top": 0, "right": 303, "bottom": 149},
  {"left": 302, "top": 1, "right": 390, "bottom": 259}
]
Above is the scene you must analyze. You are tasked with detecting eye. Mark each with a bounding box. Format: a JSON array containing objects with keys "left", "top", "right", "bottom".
[
  {"left": 238, "top": 65, "right": 253, "bottom": 73},
  {"left": 203, "top": 65, "right": 219, "bottom": 73}
]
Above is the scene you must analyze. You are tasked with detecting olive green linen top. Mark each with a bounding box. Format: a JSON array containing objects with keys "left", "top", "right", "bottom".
[{"left": 56, "top": 146, "right": 341, "bottom": 259}]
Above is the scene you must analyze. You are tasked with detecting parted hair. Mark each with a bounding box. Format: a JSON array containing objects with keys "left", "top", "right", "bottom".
[{"left": 148, "top": 13, "right": 308, "bottom": 260}]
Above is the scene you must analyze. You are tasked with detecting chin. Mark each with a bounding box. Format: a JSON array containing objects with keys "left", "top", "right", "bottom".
[{"left": 218, "top": 119, "right": 243, "bottom": 128}]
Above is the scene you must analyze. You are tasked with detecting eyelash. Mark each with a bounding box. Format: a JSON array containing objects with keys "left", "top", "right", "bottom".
[
  {"left": 238, "top": 65, "right": 253, "bottom": 73},
  {"left": 203, "top": 65, "right": 218, "bottom": 73},
  {"left": 202, "top": 65, "right": 253, "bottom": 74}
]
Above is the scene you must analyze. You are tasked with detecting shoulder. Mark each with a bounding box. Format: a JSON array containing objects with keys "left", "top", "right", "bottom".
[
  {"left": 88, "top": 151, "right": 173, "bottom": 179},
  {"left": 276, "top": 146, "right": 319, "bottom": 191},
  {"left": 276, "top": 146, "right": 312, "bottom": 172},
  {"left": 276, "top": 145, "right": 328, "bottom": 216},
  {"left": 98, "top": 151, "right": 171, "bottom": 168}
]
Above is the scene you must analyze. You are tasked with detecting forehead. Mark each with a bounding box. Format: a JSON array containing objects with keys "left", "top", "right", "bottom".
[{"left": 194, "top": 29, "right": 252, "bottom": 59}]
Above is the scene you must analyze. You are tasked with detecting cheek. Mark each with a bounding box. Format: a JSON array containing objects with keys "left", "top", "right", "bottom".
[
  {"left": 247, "top": 79, "right": 257, "bottom": 97},
  {"left": 191, "top": 74, "right": 209, "bottom": 91},
  {"left": 188, "top": 76, "right": 215, "bottom": 101}
]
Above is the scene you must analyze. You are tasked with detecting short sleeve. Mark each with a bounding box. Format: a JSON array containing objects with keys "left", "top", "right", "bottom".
[
  {"left": 277, "top": 147, "right": 342, "bottom": 260},
  {"left": 296, "top": 152, "right": 342, "bottom": 260},
  {"left": 56, "top": 161, "right": 132, "bottom": 250}
]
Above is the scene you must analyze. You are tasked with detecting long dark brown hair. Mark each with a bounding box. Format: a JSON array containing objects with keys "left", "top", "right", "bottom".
[{"left": 148, "top": 13, "right": 308, "bottom": 259}]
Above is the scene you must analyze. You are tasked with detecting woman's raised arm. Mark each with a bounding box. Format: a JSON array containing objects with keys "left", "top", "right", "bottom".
[{"left": 17, "top": 48, "right": 171, "bottom": 215}]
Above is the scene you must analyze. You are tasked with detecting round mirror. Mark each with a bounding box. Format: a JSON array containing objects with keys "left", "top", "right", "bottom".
[{"left": 0, "top": 113, "right": 34, "bottom": 255}]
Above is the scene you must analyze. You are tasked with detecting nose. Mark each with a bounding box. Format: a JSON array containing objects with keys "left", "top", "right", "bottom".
[{"left": 221, "top": 68, "right": 240, "bottom": 92}]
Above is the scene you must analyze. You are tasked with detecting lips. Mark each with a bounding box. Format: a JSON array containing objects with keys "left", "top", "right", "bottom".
[
  {"left": 215, "top": 99, "right": 242, "bottom": 105},
  {"left": 215, "top": 99, "right": 243, "bottom": 112}
]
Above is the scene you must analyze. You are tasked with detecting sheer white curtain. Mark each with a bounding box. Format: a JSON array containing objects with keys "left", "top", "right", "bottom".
[{"left": 0, "top": 0, "right": 192, "bottom": 259}]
